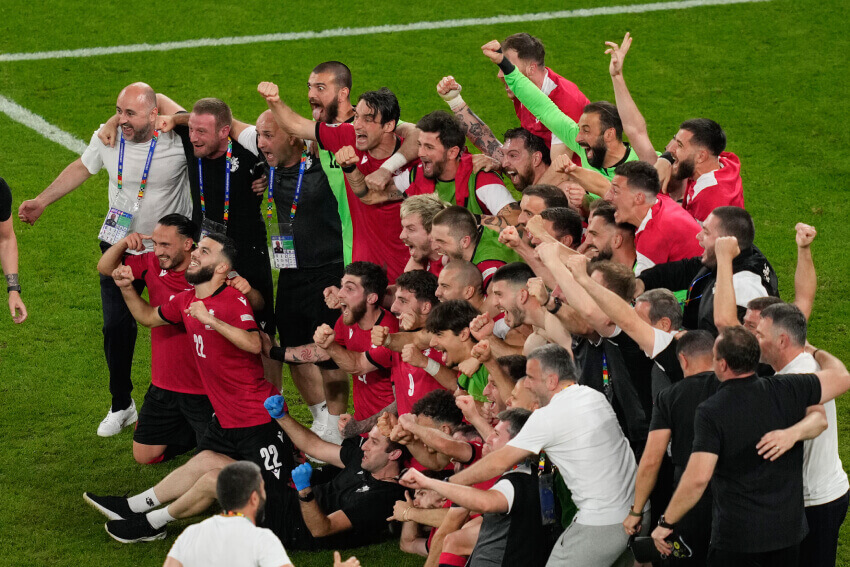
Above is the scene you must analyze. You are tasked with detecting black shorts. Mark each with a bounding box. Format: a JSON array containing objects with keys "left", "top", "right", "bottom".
[
  {"left": 233, "top": 242, "right": 276, "bottom": 335},
  {"left": 275, "top": 263, "right": 344, "bottom": 347},
  {"left": 197, "top": 416, "right": 295, "bottom": 489},
  {"left": 133, "top": 384, "right": 214, "bottom": 448}
]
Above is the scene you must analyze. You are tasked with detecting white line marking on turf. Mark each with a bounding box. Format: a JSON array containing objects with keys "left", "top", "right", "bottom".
[
  {"left": 0, "top": 0, "right": 770, "bottom": 62},
  {"left": 0, "top": 95, "right": 87, "bottom": 154}
]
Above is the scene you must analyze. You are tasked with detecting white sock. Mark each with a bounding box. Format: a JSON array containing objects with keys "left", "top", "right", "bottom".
[
  {"left": 128, "top": 488, "right": 160, "bottom": 513},
  {"left": 146, "top": 507, "right": 176, "bottom": 529},
  {"left": 309, "top": 402, "right": 327, "bottom": 423},
  {"left": 325, "top": 413, "right": 340, "bottom": 432}
]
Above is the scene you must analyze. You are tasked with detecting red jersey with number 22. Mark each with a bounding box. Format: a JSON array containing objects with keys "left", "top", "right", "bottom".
[
  {"left": 158, "top": 285, "right": 273, "bottom": 428},
  {"left": 125, "top": 252, "right": 202, "bottom": 394},
  {"left": 334, "top": 309, "right": 399, "bottom": 421},
  {"left": 315, "top": 122, "right": 410, "bottom": 283}
]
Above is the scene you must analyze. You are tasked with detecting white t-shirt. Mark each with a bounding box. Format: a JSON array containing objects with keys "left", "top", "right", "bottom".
[
  {"left": 81, "top": 128, "right": 191, "bottom": 252},
  {"left": 167, "top": 515, "right": 291, "bottom": 567},
  {"left": 778, "top": 352, "right": 849, "bottom": 506},
  {"left": 508, "top": 384, "right": 636, "bottom": 525}
]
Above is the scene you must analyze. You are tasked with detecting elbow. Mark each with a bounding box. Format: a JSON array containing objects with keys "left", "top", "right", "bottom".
[{"left": 247, "top": 335, "right": 262, "bottom": 355}]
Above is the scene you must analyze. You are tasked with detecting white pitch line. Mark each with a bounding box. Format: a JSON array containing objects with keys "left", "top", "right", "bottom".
[
  {"left": 0, "top": 95, "right": 86, "bottom": 154},
  {"left": 0, "top": 0, "right": 769, "bottom": 62}
]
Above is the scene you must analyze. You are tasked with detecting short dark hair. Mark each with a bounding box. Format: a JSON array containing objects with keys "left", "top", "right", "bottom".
[
  {"left": 540, "top": 207, "right": 583, "bottom": 246},
  {"left": 614, "top": 160, "right": 661, "bottom": 197},
  {"left": 497, "top": 355, "right": 527, "bottom": 383},
  {"left": 412, "top": 389, "right": 463, "bottom": 428},
  {"left": 344, "top": 261, "right": 388, "bottom": 299},
  {"left": 432, "top": 205, "right": 478, "bottom": 240},
  {"left": 504, "top": 127, "right": 551, "bottom": 166},
  {"left": 204, "top": 232, "right": 238, "bottom": 267},
  {"left": 496, "top": 407, "right": 532, "bottom": 438},
  {"left": 217, "top": 461, "right": 262, "bottom": 512},
  {"left": 193, "top": 97, "right": 232, "bottom": 130},
  {"left": 491, "top": 262, "right": 536, "bottom": 288},
  {"left": 443, "top": 259, "right": 484, "bottom": 297},
  {"left": 357, "top": 87, "right": 400, "bottom": 128},
  {"left": 584, "top": 101, "right": 623, "bottom": 140},
  {"left": 588, "top": 260, "right": 636, "bottom": 301},
  {"left": 454, "top": 423, "right": 483, "bottom": 443},
  {"left": 636, "top": 289, "right": 683, "bottom": 329},
  {"left": 395, "top": 270, "right": 439, "bottom": 307},
  {"left": 417, "top": 111, "right": 466, "bottom": 152},
  {"left": 710, "top": 207, "right": 755, "bottom": 250},
  {"left": 502, "top": 33, "right": 545, "bottom": 66},
  {"left": 312, "top": 61, "right": 352, "bottom": 91},
  {"left": 523, "top": 184, "right": 570, "bottom": 208},
  {"left": 588, "top": 201, "right": 637, "bottom": 236},
  {"left": 425, "top": 299, "right": 479, "bottom": 335},
  {"left": 527, "top": 344, "right": 578, "bottom": 383},
  {"left": 675, "top": 329, "right": 716, "bottom": 359},
  {"left": 157, "top": 213, "right": 198, "bottom": 242},
  {"left": 747, "top": 296, "right": 783, "bottom": 312},
  {"left": 680, "top": 118, "right": 726, "bottom": 157},
  {"left": 716, "top": 326, "right": 760, "bottom": 375},
  {"left": 760, "top": 303, "right": 807, "bottom": 347}
]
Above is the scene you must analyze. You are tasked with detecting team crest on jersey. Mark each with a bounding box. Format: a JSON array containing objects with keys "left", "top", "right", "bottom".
[
  {"left": 205, "top": 309, "right": 215, "bottom": 329},
  {"left": 159, "top": 269, "right": 167, "bottom": 277},
  {"left": 355, "top": 485, "right": 371, "bottom": 493},
  {"left": 360, "top": 155, "right": 368, "bottom": 165},
  {"left": 762, "top": 264, "right": 770, "bottom": 283},
  {"left": 230, "top": 157, "right": 239, "bottom": 172}
]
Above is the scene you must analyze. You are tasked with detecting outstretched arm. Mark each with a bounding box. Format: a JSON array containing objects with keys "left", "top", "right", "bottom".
[
  {"left": 605, "top": 34, "right": 658, "bottom": 164},
  {"left": 401, "top": 468, "right": 508, "bottom": 515},
  {"left": 756, "top": 405, "right": 827, "bottom": 461},
  {"left": 813, "top": 348, "right": 850, "bottom": 404},
  {"left": 265, "top": 396, "right": 345, "bottom": 467},
  {"left": 113, "top": 266, "right": 169, "bottom": 328},
  {"left": 449, "top": 444, "right": 531, "bottom": 486},
  {"left": 794, "top": 223, "right": 817, "bottom": 320},
  {"left": 18, "top": 159, "right": 93, "bottom": 225},
  {"left": 258, "top": 82, "right": 318, "bottom": 142},
  {"left": 437, "top": 76, "right": 504, "bottom": 159}
]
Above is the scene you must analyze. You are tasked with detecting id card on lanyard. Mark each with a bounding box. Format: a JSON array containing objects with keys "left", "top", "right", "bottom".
[
  {"left": 99, "top": 132, "right": 159, "bottom": 245},
  {"left": 199, "top": 138, "right": 232, "bottom": 238},
  {"left": 268, "top": 148, "right": 308, "bottom": 270},
  {"left": 538, "top": 453, "right": 556, "bottom": 526}
]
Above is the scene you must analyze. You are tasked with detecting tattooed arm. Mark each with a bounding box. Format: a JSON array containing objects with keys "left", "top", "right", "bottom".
[
  {"left": 479, "top": 202, "right": 521, "bottom": 232},
  {"left": 268, "top": 342, "right": 331, "bottom": 364},
  {"left": 436, "top": 76, "right": 504, "bottom": 160}
]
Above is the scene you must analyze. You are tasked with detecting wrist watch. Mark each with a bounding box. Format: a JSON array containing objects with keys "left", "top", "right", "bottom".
[
  {"left": 547, "top": 296, "right": 562, "bottom": 314},
  {"left": 298, "top": 488, "right": 315, "bottom": 502},
  {"left": 658, "top": 514, "right": 676, "bottom": 529}
]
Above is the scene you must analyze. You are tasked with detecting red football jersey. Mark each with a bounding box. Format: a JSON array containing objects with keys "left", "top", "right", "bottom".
[
  {"left": 513, "top": 68, "right": 589, "bottom": 148},
  {"left": 125, "top": 253, "right": 202, "bottom": 394},
  {"left": 334, "top": 309, "right": 399, "bottom": 421},
  {"left": 683, "top": 152, "right": 744, "bottom": 223},
  {"left": 315, "top": 122, "right": 410, "bottom": 283},
  {"left": 367, "top": 345, "right": 448, "bottom": 416},
  {"left": 425, "top": 258, "right": 444, "bottom": 278},
  {"left": 159, "top": 285, "right": 274, "bottom": 428},
  {"left": 634, "top": 194, "right": 704, "bottom": 275}
]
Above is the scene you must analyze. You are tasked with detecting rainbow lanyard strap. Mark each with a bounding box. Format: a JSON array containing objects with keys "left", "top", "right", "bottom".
[
  {"left": 199, "top": 137, "right": 232, "bottom": 224},
  {"left": 117, "top": 130, "right": 160, "bottom": 206},
  {"left": 685, "top": 272, "right": 712, "bottom": 306},
  {"left": 266, "top": 146, "right": 309, "bottom": 225},
  {"left": 602, "top": 352, "right": 609, "bottom": 390},
  {"left": 221, "top": 511, "right": 245, "bottom": 518}
]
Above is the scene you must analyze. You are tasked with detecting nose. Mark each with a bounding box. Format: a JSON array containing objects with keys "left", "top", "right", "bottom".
[
  {"left": 429, "top": 336, "right": 438, "bottom": 348},
  {"left": 603, "top": 189, "right": 614, "bottom": 203}
]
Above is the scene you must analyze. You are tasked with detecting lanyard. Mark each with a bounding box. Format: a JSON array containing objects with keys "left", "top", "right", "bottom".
[
  {"left": 117, "top": 131, "right": 159, "bottom": 202},
  {"left": 221, "top": 511, "right": 245, "bottom": 518},
  {"left": 602, "top": 352, "right": 609, "bottom": 388},
  {"left": 266, "top": 147, "right": 309, "bottom": 224},
  {"left": 199, "top": 137, "right": 232, "bottom": 223},
  {"left": 685, "top": 272, "right": 712, "bottom": 306}
]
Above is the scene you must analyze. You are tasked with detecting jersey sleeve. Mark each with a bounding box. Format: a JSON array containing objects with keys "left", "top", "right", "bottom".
[
  {"left": 237, "top": 125, "right": 259, "bottom": 157},
  {"left": 0, "top": 177, "right": 11, "bottom": 222},
  {"left": 649, "top": 389, "right": 673, "bottom": 432},
  {"left": 490, "top": 477, "right": 516, "bottom": 514},
  {"left": 474, "top": 171, "right": 516, "bottom": 215},
  {"left": 732, "top": 271, "right": 769, "bottom": 307},
  {"left": 315, "top": 122, "right": 353, "bottom": 154},
  {"left": 773, "top": 374, "right": 822, "bottom": 413},
  {"left": 507, "top": 406, "right": 553, "bottom": 454},
  {"left": 366, "top": 345, "right": 393, "bottom": 371},
  {"left": 503, "top": 68, "right": 581, "bottom": 155},
  {"left": 691, "top": 404, "right": 722, "bottom": 455},
  {"left": 123, "top": 251, "right": 150, "bottom": 280},
  {"left": 333, "top": 317, "right": 347, "bottom": 347},
  {"left": 80, "top": 129, "right": 106, "bottom": 175},
  {"left": 157, "top": 291, "right": 188, "bottom": 326},
  {"left": 219, "top": 291, "right": 259, "bottom": 331}
]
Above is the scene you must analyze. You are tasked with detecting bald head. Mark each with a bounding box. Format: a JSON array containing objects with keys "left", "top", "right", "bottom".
[
  {"left": 116, "top": 82, "right": 158, "bottom": 143},
  {"left": 256, "top": 109, "right": 300, "bottom": 168},
  {"left": 436, "top": 259, "right": 483, "bottom": 303}
]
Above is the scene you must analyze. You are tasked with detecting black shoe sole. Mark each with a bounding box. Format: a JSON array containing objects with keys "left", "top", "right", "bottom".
[{"left": 104, "top": 523, "right": 166, "bottom": 544}]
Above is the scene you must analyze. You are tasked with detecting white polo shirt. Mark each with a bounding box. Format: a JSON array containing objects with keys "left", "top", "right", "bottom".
[
  {"left": 167, "top": 515, "right": 291, "bottom": 567},
  {"left": 508, "top": 384, "right": 636, "bottom": 525}
]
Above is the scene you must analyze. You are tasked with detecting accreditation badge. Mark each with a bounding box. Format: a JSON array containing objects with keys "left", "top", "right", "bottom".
[
  {"left": 270, "top": 222, "right": 297, "bottom": 269},
  {"left": 200, "top": 217, "right": 227, "bottom": 239},
  {"left": 98, "top": 207, "right": 134, "bottom": 245}
]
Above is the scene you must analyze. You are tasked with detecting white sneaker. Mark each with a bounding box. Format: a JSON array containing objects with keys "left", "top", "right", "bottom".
[
  {"left": 309, "top": 419, "right": 327, "bottom": 437},
  {"left": 97, "top": 401, "right": 138, "bottom": 437},
  {"left": 319, "top": 423, "right": 343, "bottom": 445}
]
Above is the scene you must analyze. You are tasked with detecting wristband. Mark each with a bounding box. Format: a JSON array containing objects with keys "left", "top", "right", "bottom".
[
  {"left": 7, "top": 285, "right": 21, "bottom": 294},
  {"left": 298, "top": 490, "right": 315, "bottom": 503},
  {"left": 341, "top": 164, "right": 357, "bottom": 174},
  {"left": 446, "top": 93, "right": 467, "bottom": 112},
  {"left": 658, "top": 515, "right": 676, "bottom": 530},
  {"left": 547, "top": 296, "right": 562, "bottom": 314},
  {"left": 424, "top": 358, "right": 440, "bottom": 377},
  {"left": 380, "top": 152, "right": 408, "bottom": 174},
  {"left": 628, "top": 507, "right": 643, "bottom": 518}
]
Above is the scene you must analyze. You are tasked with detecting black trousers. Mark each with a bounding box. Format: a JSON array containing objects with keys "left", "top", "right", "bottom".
[
  {"left": 707, "top": 543, "right": 799, "bottom": 567},
  {"left": 799, "top": 490, "right": 849, "bottom": 567},
  {"left": 99, "top": 242, "right": 145, "bottom": 410}
]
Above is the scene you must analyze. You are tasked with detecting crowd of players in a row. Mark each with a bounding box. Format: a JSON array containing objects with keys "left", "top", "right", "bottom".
[{"left": 13, "top": 30, "right": 848, "bottom": 567}]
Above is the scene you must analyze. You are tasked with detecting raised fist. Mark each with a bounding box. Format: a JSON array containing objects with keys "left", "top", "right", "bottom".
[
  {"left": 469, "top": 312, "right": 494, "bottom": 341},
  {"left": 795, "top": 223, "right": 817, "bottom": 248},
  {"left": 335, "top": 146, "right": 359, "bottom": 169},
  {"left": 436, "top": 76, "right": 463, "bottom": 100},
  {"left": 401, "top": 343, "right": 429, "bottom": 369},
  {"left": 481, "top": 40, "right": 504, "bottom": 64},
  {"left": 313, "top": 324, "right": 336, "bottom": 349},
  {"left": 714, "top": 236, "right": 740, "bottom": 262},
  {"left": 371, "top": 325, "right": 390, "bottom": 348},
  {"left": 323, "top": 286, "right": 341, "bottom": 309},
  {"left": 257, "top": 81, "right": 281, "bottom": 104}
]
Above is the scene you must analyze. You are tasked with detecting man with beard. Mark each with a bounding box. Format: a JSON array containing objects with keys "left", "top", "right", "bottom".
[
  {"left": 578, "top": 201, "right": 636, "bottom": 267},
  {"left": 437, "top": 32, "right": 589, "bottom": 163},
  {"left": 163, "top": 461, "right": 294, "bottom": 567},
  {"left": 604, "top": 161, "right": 703, "bottom": 276},
  {"left": 400, "top": 194, "right": 448, "bottom": 277},
  {"left": 481, "top": 41, "right": 638, "bottom": 181},
  {"left": 258, "top": 81, "right": 418, "bottom": 283},
  {"left": 499, "top": 127, "right": 552, "bottom": 192},
  {"left": 430, "top": 206, "right": 522, "bottom": 292},
  {"left": 19, "top": 82, "right": 192, "bottom": 436},
  {"left": 398, "top": 111, "right": 517, "bottom": 222},
  {"left": 605, "top": 35, "right": 743, "bottom": 220},
  {"left": 97, "top": 214, "right": 214, "bottom": 465},
  {"left": 85, "top": 233, "right": 294, "bottom": 544},
  {"left": 637, "top": 206, "right": 778, "bottom": 335}
]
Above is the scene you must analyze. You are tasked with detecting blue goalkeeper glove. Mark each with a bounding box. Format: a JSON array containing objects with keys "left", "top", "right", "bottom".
[
  {"left": 292, "top": 462, "right": 313, "bottom": 491},
  {"left": 264, "top": 395, "right": 287, "bottom": 419}
]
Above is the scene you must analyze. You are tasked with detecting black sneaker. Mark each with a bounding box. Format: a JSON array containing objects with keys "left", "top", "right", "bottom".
[
  {"left": 83, "top": 492, "right": 135, "bottom": 520},
  {"left": 105, "top": 515, "right": 166, "bottom": 543}
]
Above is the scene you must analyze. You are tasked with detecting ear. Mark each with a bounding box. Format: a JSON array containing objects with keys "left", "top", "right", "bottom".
[
  {"left": 518, "top": 288, "right": 530, "bottom": 306},
  {"left": 612, "top": 232, "right": 623, "bottom": 250},
  {"left": 382, "top": 120, "right": 397, "bottom": 134},
  {"left": 447, "top": 146, "right": 461, "bottom": 161},
  {"left": 338, "top": 87, "right": 350, "bottom": 104},
  {"left": 659, "top": 317, "right": 673, "bottom": 332},
  {"left": 420, "top": 301, "right": 433, "bottom": 315},
  {"left": 459, "top": 327, "right": 471, "bottom": 342},
  {"left": 387, "top": 448, "right": 402, "bottom": 462},
  {"left": 559, "top": 235, "right": 573, "bottom": 248},
  {"left": 366, "top": 291, "right": 380, "bottom": 306},
  {"left": 214, "top": 262, "right": 230, "bottom": 275},
  {"left": 460, "top": 235, "right": 472, "bottom": 249},
  {"left": 603, "top": 127, "right": 616, "bottom": 143},
  {"left": 532, "top": 151, "right": 543, "bottom": 168},
  {"left": 182, "top": 238, "right": 194, "bottom": 251},
  {"left": 220, "top": 123, "right": 232, "bottom": 140},
  {"left": 678, "top": 353, "right": 688, "bottom": 372},
  {"left": 440, "top": 424, "right": 452, "bottom": 435},
  {"left": 462, "top": 286, "right": 475, "bottom": 301},
  {"left": 633, "top": 191, "right": 646, "bottom": 206}
]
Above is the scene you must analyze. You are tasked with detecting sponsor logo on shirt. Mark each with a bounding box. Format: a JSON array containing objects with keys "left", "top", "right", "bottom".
[
  {"left": 241, "top": 314, "right": 255, "bottom": 322},
  {"left": 355, "top": 485, "right": 371, "bottom": 493},
  {"left": 205, "top": 309, "right": 215, "bottom": 329}
]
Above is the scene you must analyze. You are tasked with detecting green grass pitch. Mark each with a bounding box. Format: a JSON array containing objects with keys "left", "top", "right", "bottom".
[{"left": 0, "top": 0, "right": 848, "bottom": 565}]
